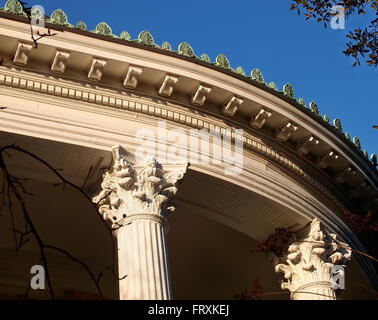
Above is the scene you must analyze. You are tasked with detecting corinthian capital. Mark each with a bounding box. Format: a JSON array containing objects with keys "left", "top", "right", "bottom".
[
  {"left": 274, "top": 218, "right": 351, "bottom": 299},
  {"left": 92, "top": 145, "right": 188, "bottom": 228}
]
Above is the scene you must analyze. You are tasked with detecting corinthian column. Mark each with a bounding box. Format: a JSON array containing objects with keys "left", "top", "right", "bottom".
[
  {"left": 93, "top": 145, "right": 188, "bottom": 300},
  {"left": 274, "top": 218, "right": 352, "bottom": 300}
]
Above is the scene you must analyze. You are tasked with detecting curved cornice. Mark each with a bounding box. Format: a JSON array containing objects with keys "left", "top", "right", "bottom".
[
  {"left": 0, "top": 0, "right": 377, "bottom": 237},
  {"left": 0, "top": 1, "right": 376, "bottom": 174}
]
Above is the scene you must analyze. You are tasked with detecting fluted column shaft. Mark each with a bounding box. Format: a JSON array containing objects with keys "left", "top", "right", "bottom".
[
  {"left": 291, "top": 281, "right": 336, "bottom": 300},
  {"left": 117, "top": 215, "right": 171, "bottom": 300}
]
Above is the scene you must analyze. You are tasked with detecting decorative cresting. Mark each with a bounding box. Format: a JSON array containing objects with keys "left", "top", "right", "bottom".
[
  {"left": 178, "top": 42, "right": 195, "bottom": 57},
  {"left": 92, "top": 145, "right": 188, "bottom": 300},
  {"left": 4, "top": 0, "right": 26, "bottom": 16},
  {"left": 95, "top": 22, "right": 114, "bottom": 37},
  {"left": 216, "top": 54, "right": 231, "bottom": 70},
  {"left": 49, "top": 9, "right": 70, "bottom": 26},
  {"left": 251, "top": 68, "right": 264, "bottom": 83},
  {"left": 76, "top": 21, "right": 87, "bottom": 30},
  {"left": 92, "top": 145, "right": 188, "bottom": 229},
  {"left": 283, "top": 83, "right": 295, "bottom": 99},
  {"left": 274, "top": 218, "right": 352, "bottom": 300},
  {"left": 138, "top": 30, "right": 155, "bottom": 46}
]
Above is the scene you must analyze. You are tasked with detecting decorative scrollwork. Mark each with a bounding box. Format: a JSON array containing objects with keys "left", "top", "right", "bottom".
[
  {"left": 309, "top": 101, "right": 320, "bottom": 116},
  {"left": 4, "top": 0, "right": 26, "bottom": 15},
  {"left": 162, "top": 41, "right": 172, "bottom": 50},
  {"left": 138, "top": 30, "right": 155, "bottom": 45},
  {"left": 333, "top": 118, "right": 343, "bottom": 132},
  {"left": 50, "top": 9, "right": 69, "bottom": 26},
  {"left": 76, "top": 21, "right": 87, "bottom": 30},
  {"left": 251, "top": 68, "right": 264, "bottom": 83},
  {"left": 283, "top": 83, "right": 295, "bottom": 99},
  {"left": 178, "top": 42, "right": 195, "bottom": 57},
  {"left": 216, "top": 54, "right": 231, "bottom": 69},
  {"left": 120, "top": 31, "right": 131, "bottom": 41},
  {"left": 201, "top": 53, "right": 211, "bottom": 63},
  {"left": 95, "top": 22, "right": 113, "bottom": 37}
]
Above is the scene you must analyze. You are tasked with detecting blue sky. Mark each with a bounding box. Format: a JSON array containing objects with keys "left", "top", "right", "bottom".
[{"left": 7, "top": 0, "right": 377, "bottom": 156}]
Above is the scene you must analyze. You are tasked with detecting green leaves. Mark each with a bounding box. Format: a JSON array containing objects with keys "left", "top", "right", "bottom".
[{"left": 290, "top": 0, "right": 377, "bottom": 67}]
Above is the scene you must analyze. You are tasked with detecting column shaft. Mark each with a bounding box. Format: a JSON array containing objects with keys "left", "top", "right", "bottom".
[
  {"left": 291, "top": 281, "right": 336, "bottom": 300},
  {"left": 117, "top": 217, "right": 172, "bottom": 300}
]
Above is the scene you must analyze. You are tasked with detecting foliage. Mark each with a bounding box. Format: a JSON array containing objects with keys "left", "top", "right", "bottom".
[
  {"left": 250, "top": 227, "right": 294, "bottom": 258},
  {"left": 343, "top": 209, "right": 378, "bottom": 232},
  {"left": 290, "top": 0, "right": 378, "bottom": 67}
]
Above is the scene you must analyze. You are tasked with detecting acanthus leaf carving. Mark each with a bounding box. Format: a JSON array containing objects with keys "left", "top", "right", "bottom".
[
  {"left": 274, "top": 218, "right": 352, "bottom": 298},
  {"left": 92, "top": 145, "right": 188, "bottom": 229}
]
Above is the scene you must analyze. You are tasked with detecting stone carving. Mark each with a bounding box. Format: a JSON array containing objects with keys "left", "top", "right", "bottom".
[
  {"left": 251, "top": 68, "right": 264, "bottom": 83},
  {"left": 323, "top": 114, "right": 331, "bottom": 124},
  {"left": 274, "top": 218, "right": 351, "bottom": 300},
  {"left": 297, "top": 136, "right": 320, "bottom": 155},
  {"left": 95, "top": 22, "right": 113, "bottom": 37},
  {"left": 4, "top": 0, "right": 25, "bottom": 15},
  {"left": 50, "top": 9, "right": 69, "bottom": 26},
  {"left": 317, "top": 150, "right": 339, "bottom": 169},
  {"left": 120, "top": 31, "right": 131, "bottom": 41},
  {"left": 76, "top": 21, "right": 87, "bottom": 30},
  {"left": 216, "top": 54, "right": 231, "bottom": 69},
  {"left": 178, "top": 42, "right": 195, "bottom": 57},
  {"left": 283, "top": 83, "right": 295, "bottom": 99},
  {"left": 51, "top": 50, "right": 70, "bottom": 74},
  {"left": 192, "top": 84, "right": 212, "bottom": 107},
  {"left": 162, "top": 42, "right": 172, "bottom": 50},
  {"left": 13, "top": 41, "right": 32, "bottom": 65},
  {"left": 345, "top": 132, "right": 351, "bottom": 141},
  {"left": 201, "top": 54, "right": 211, "bottom": 63},
  {"left": 249, "top": 108, "right": 272, "bottom": 129},
  {"left": 309, "top": 101, "right": 320, "bottom": 116},
  {"left": 138, "top": 30, "right": 155, "bottom": 45},
  {"left": 92, "top": 145, "right": 188, "bottom": 228},
  {"left": 158, "top": 75, "right": 179, "bottom": 97},
  {"left": 333, "top": 118, "right": 343, "bottom": 132},
  {"left": 123, "top": 65, "right": 143, "bottom": 89},
  {"left": 222, "top": 96, "right": 243, "bottom": 117},
  {"left": 88, "top": 58, "right": 107, "bottom": 81},
  {"left": 275, "top": 122, "right": 298, "bottom": 142}
]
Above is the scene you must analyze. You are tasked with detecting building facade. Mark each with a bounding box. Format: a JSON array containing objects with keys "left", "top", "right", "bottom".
[{"left": 0, "top": 0, "right": 377, "bottom": 300}]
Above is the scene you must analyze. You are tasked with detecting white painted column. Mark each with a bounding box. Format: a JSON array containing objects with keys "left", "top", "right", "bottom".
[
  {"left": 117, "top": 215, "right": 172, "bottom": 300},
  {"left": 290, "top": 281, "right": 336, "bottom": 300},
  {"left": 274, "top": 218, "right": 352, "bottom": 300},
  {"left": 93, "top": 145, "right": 188, "bottom": 300}
]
